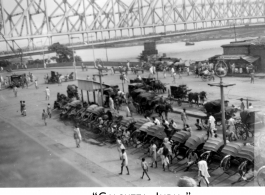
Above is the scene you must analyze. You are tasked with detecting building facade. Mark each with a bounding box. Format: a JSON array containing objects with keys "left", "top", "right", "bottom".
[{"left": 219, "top": 40, "right": 265, "bottom": 73}]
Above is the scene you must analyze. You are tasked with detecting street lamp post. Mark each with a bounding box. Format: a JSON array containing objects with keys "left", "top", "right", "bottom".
[
  {"left": 37, "top": 40, "right": 45, "bottom": 69},
  {"left": 105, "top": 38, "right": 108, "bottom": 62},
  {"left": 208, "top": 61, "right": 235, "bottom": 145},
  {"left": 70, "top": 36, "right": 80, "bottom": 80}
]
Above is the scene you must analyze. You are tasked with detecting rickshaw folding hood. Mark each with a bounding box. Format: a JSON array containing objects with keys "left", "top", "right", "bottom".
[
  {"left": 203, "top": 138, "right": 224, "bottom": 152},
  {"left": 185, "top": 135, "right": 205, "bottom": 150},
  {"left": 139, "top": 122, "right": 155, "bottom": 132},
  {"left": 236, "top": 145, "right": 254, "bottom": 162},
  {"left": 172, "top": 131, "right": 191, "bottom": 143},
  {"left": 221, "top": 142, "right": 244, "bottom": 156}
]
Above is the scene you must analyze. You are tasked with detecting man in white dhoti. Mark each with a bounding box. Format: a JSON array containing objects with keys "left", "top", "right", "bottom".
[
  {"left": 150, "top": 141, "right": 157, "bottom": 168},
  {"left": 109, "top": 96, "right": 115, "bottom": 111},
  {"left": 197, "top": 159, "right": 210, "bottom": 187}
]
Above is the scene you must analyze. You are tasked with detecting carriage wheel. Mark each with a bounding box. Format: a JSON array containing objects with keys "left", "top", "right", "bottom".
[
  {"left": 257, "top": 166, "right": 265, "bottom": 186},
  {"left": 223, "top": 158, "right": 231, "bottom": 172},
  {"left": 236, "top": 124, "right": 248, "bottom": 141}
]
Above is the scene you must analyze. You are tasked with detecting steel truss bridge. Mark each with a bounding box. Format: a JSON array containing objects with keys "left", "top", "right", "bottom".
[{"left": 0, "top": 0, "right": 265, "bottom": 59}]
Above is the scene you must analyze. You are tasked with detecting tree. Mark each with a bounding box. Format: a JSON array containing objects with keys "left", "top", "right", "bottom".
[{"left": 48, "top": 42, "right": 82, "bottom": 63}]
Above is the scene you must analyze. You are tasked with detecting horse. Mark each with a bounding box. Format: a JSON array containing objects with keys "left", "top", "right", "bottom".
[
  {"left": 188, "top": 92, "right": 199, "bottom": 107},
  {"left": 155, "top": 103, "right": 174, "bottom": 120},
  {"left": 188, "top": 91, "right": 207, "bottom": 107}
]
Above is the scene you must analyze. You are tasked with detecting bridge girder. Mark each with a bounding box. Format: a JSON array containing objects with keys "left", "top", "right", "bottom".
[{"left": 0, "top": 0, "right": 265, "bottom": 51}]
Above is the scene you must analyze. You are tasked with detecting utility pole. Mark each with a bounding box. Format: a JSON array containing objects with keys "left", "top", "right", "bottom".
[
  {"left": 208, "top": 61, "right": 235, "bottom": 145},
  {"left": 93, "top": 70, "right": 107, "bottom": 106},
  {"left": 105, "top": 38, "right": 108, "bottom": 62}
]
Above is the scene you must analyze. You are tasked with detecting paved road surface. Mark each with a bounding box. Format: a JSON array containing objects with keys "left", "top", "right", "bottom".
[{"left": 0, "top": 67, "right": 259, "bottom": 187}]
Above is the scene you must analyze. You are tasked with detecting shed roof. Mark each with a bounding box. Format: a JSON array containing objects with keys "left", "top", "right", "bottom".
[{"left": 77, "top": 79, "right": 110, "bottom": 91}]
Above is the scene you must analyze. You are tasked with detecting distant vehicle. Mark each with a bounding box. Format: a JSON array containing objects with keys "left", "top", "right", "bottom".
[{"left": 185, "top": 42, "right": 195, "bottom": 46}]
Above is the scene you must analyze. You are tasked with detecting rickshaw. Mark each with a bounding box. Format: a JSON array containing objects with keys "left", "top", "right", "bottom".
[
  {"left": 235, "top": 109, "right": 263, "bottom": 140},
  {"left": 130, "top": 120, "right": 154, "bottom": 150},
  {"left": 77, "top": 105, "right": 98, "bottom": 126},
  {"left": 59, "top": 100, "right": 82, "bottom": 119},
  {"left": 171, "top": 131, "right": 191, "bottom": 161},
  {"left": 211, "top": 143, "right": 254, "bottom": 186},
  {"left": 172, "top": 135, "right": 205, "bottom": 162},
  {"left": 200, "top": 137, "right": 225, "bottom": 165}
]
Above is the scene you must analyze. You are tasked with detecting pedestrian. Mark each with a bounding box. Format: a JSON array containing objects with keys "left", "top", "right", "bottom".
[
  {"left": 34, "top": 80, "right": 38, "bottom": 89},
  {"left": 208, "top": 114, "right": 216, "bottom": 137},
  {"left": 124, "top": 103, "right": 132, "bottom": 117},
  {"left": 117, "top": 136, "right": 126, "bottom": 160},
  {"left": 119, "top": 149, "right": 130, "bottom": 175},
  {"left": 181, "top": 108, "right": 188, "bottom": 128},
  {"left": 47, "top": 103, "right": 52, "bottom": 118},
  {"left": 45, "top": 87, "right": 50, "bottom": 100},
  {"left": 150, "top": 141, "right": 157, "bottom": 168},
  {"left": 21, "top": 101, "right": 26, "bottom": 116},
  {"left": 42, "top": 109, "right": 48, "bottom": 125},
  {"left": 141, "top": 158, "right": 151, "bottom": 180},
  {"left": 171, "top": 67, "right": 175, "bottom": 77},
  {"left": 178, "top": 67, "right": 182, "bottom": 79},
  {"left": 197, "top": 158, "right": 210, "bottom": 187},
  {"left": 152, "top": 117, "right": 161, "bottom": 125},
  {"left": 186, "top": 67, "right": 190, "bottom": 76},
  {"left": 13, "top": 86, "right": 18, "bottom": 97},
  {"left": 250, "top": 70, "right": 255, "bottom": 84},
  {"left": 226, "top": 116, "right": 238, "bottom": 141},
  {"left": 240, "top": 98, "right": 245, "bottom": 111},
  {"left": 73, "top": 125, "right": 82, "bottom": 148},
  {"left": 163, "top": 67, "right": 167, "bottom": 78},
  {"left": 162, "top": 144, "right": 170, "bottom": 171},
  {"left": 248, "top": 103, "right": 253, "bottom": 109},
  {"left": 172, "top": 72, "right": 176, "bottom": 83}
]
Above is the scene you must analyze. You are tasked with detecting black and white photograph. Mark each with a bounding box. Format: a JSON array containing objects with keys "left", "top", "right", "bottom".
[{"left": 0, "top": 0, "right": 265, "bottom": 190}]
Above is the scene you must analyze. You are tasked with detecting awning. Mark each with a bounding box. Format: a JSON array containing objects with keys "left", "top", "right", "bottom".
[
  {"left": 241, "top": 56, "right": 259, "bottom": 63},
  {"left": 217, "top": 55, "right": 259, "bottom": 63}
]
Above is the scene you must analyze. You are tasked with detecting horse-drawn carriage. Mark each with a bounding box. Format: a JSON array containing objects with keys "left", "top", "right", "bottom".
[
  {"left": 7, "top": 74, "right": 27, "bottom": 88},
  {"left": 59, "top": 72, "right": 75, "bottom": 82},
  {"left": 203, "top": 100, "right": 237, "bottom": 125},
  {"left": 47, "top": 71, "right": 61, "bottom": 84},
  {"left": 169, "top": 85, "right": 191, "bottom": 106},
  {"left": 199, "top": 69, "right": 214, "bottom": 82}
]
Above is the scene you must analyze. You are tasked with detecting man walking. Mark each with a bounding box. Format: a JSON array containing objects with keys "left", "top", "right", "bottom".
[
  {"left": 42, "top": 109, "right": 48, "bottom": 125},
  {"left": 141, "top": 158, "right": 151, "bottom": 180},
  {"left": 73, "top": 125, "right": 82, "bottom": 148},
  {"left": 197, "top": 158, "right": 210, "bottom": 187},
  {"left": 13, "top": 86, "right": 18, "bottom": 97},
  {"left": 34, "top": 80, "right": 38, "bottom": 89},
  {"left": 117, "top": 136, "right": 126, "bottom": 160},
  {"left": 45, "top": 87, "right": 50, "bottom": 100},
  {"left": 181, "top": 109, "right": 188, "bottom": 128},
  {"left": 21, "top": 101, "right": 26, "bottom": 116},
  {"left": 250, "top": 70, "right": 255, "bottom": 84},
  {"left": 119, "top": 149, "right": 130, "bottom": 175},
  {"left": 47, "top": 103, "right": 52, "bottom": 118},
  {"left": 150, "top": 141, "right": 157, "bottom": 168}
]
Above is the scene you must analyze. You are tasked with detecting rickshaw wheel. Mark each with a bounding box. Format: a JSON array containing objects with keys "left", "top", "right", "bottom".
[
  {"left": 223, "top": 159, "right": 231, "bottom": 172},
  {"left": 257, "top": 166, "right": 265, "bottom": 186}
]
